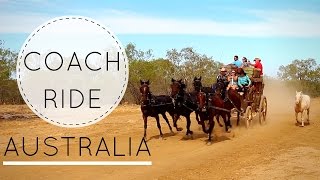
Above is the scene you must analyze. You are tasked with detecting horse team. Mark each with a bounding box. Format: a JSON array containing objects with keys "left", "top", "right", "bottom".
[
  {"left": 140, "top": 78, "right": 312, "bottom": 144},
  {"left": 140, "top": 77, "right": 242, "bottom": 144}
]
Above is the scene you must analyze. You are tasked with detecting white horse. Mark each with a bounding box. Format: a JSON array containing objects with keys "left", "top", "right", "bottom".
[{"left": 295, "top": 91, "right": 310, "bottom": 127}]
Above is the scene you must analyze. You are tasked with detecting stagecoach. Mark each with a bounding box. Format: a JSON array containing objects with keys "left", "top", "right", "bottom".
[{"left": 227, "top": 65, "right": 268, "bottom": 128}]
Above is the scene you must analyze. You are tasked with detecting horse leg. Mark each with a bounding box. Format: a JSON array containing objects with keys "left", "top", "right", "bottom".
[
  {"left": 227, "top": 112, "right": 232, "bottom": 128},
  {"left": 207, "top": 115, "right": 215, "bottom": 145},
  {"left": 301, "top": 111, "right": 304, "bottom": 127},
  {"left": 161, "top": 113, "right": 174, "bottom": 133},
  {"left": 220, "top": 112, "right": 227, "bottom": 131},
  {"left": 143, "top": 115, "right": 148, "bottom": 139},
  {"left": 307, "top": 108, "right": 310, "bottom": 124},
  {"left": 174, "top": 114, "right": 183, "bottom": 131},
  {"left": 186, "top": 115, "right": 193, "bottom": 137},
  {"left": 155, "top": 115, "right": 164, "bottom": 139},
  {"left": 222, "top": 113, "right": 230, "bottom": 133},
  {"left": 216, "top": 114, "right": 223, "bottom": 127},
  {"left": 237, "top": 111, "right": 240, "bottom": 126},
  {"left": 295, "top": 111, "right": 299, "bottom": 124},
  {"left": 195, "top": 111, "right": 201, "bottom": 125},
  {"left": 199, "top": 113, "right": 208, "bottom": 134},
  {"left": 196, "top": 111, "right": 203, "bottom": 131}
]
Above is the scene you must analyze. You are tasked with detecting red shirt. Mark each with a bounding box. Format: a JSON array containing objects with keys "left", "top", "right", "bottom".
[{"left": 254, "top": 61, "right": 263, "bottom": 75}]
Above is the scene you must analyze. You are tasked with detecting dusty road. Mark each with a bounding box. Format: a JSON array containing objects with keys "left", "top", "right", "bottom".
[{"left": 1, "top": 81, "right": 320, "bottom": 180}]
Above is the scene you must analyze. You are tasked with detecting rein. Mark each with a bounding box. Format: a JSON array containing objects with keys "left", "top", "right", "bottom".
[
  {"left": 225, "top": 96, "right": 242, "bottom": 113},
  {"left": 172, "top": 91, "right": 198, "bottom": 111},
  {"left": 140, "top": 93, "right": 173, "bottom": 108},
  {"left": 207, "top": 105, "right": 231, "bottom": 112}
]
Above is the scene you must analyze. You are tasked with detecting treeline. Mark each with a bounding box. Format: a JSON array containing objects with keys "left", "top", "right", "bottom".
[
  {"left": 124, "top": 43, "right": 223, "bottom": 104},
  {"left": 278, "top": 58, "right": 320, "bottom": 97},
  {"left": 0, "top": 40, "right": 319, "bottom": 105},
  {"left": 0, "top": 40, "right": 24, "bottom": 104}
]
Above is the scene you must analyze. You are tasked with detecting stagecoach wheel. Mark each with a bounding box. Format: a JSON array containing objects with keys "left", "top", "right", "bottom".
[
  {"left": 245, "top": 106, "right": 253, "bottom": 128},
  {"left": 259, "top": 96, "right": 268, "bottom": 125}
]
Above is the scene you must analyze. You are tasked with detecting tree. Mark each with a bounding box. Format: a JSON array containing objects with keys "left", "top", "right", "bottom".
[
  {"left": 125, "top": 42, "right": 153, "bottom": 62},
  {"left": 166, "top": 47, "right": 223, "bottom": 91},
  {"left": 277, "top": 59, "right": 320, "bottom": 97},
  {"left": 123, "top": 43, "right": 159, "bottom": 104},
  {"left": 0, "top": 40, "right": 23, "bottom": 104},
  {"left": 0, "top": 41, "right": 17, "bottom": 80}
]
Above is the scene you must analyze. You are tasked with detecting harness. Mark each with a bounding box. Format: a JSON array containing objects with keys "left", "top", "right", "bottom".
[
  {"left": 172, "top": 92, "right": 198, "bottom": 112},
  {"left": 199, "top": 90, "right": 241, "bottom": 113},
  {"left": 140, "top": 93, "right": 173, "bottom": 108},
  {"left": 224, "top": 96, "right": 242, "bottom": 113}
]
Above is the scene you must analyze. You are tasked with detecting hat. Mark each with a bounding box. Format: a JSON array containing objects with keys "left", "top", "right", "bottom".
[
  {"left": 220, "top": 67, "right": 227, "bottom": 72},
  {"left": 231, "top": 70, "right": 235, "bottom": 73},
  {"left": 254, "top": 57, "right": 261, "bottom": 61}
]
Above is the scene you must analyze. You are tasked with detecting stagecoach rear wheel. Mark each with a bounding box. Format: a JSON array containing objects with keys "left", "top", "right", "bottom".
[
  {"left": 259, "top": 96, "right": 267, "bottom": 125},
  {"left": 245, "top": 106, "right": 253, "bottom": 128}
]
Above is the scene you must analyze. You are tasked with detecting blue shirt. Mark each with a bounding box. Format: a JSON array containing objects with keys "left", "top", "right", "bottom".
[
  {"left": 238, "top": 75, "right": 251, "bottom": 87},
  {"left": 233, "top": 60, "right": 242, "bottom": 68}
]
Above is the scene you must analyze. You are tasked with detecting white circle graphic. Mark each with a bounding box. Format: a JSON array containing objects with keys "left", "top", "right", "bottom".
[{"left": 16, "top": 16, "right": 128, "bottom": 127}]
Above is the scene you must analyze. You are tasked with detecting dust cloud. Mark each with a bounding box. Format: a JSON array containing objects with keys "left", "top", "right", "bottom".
[{"left": 264, "top": 79, "right": 296, "bottom": 116}]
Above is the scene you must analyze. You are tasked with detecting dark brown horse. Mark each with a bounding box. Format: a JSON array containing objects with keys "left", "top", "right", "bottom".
[
  {"left": 214, "top": 81, "right": 242, "bottom": 127},
  {"left": 196, "top": 91, "right": 215, "bottom": 144},
  {"left": 196, "top": 85, "right": 232, "bottom": 145},
  {"left": 193, "top": 76, "right": 214, "bottom": 125},
  {"left": 193, "top": 76, "right": 215, "bottom": 94},
  {"left": 170, "top": 78, "right": 198, "bottom": 137},
  {"left": 140, "top": 80, "right": 174, "bottom": 140}
]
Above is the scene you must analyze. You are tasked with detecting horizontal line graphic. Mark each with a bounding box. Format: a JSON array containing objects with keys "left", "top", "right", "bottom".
[{"left": 3, "top": 161, "right": 152, "bottom": 166}]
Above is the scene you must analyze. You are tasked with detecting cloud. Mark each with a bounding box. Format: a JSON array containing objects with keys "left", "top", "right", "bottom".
[{"left": 1, "top": 7, "right": 320, "bottom": 37}]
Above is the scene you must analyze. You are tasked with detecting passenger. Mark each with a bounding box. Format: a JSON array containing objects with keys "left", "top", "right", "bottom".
[
  {"left": 250, "top": 57, "right": 263, "bottom": 76},
  {"left": 241, "top": 57, "right": 250, "bottom": 68},
  {"left": 232, "top": 55, "right": 242, "bottom": 68},
  {"left": 237, "top": 68, "right": 251, "bottom": 93},
  {"left": 227, "top": 70, "right": 238, "bottom": 90}
]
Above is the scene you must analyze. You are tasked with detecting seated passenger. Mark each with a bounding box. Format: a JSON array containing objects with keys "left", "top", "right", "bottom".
[
  {"left": 250, "top": 57, "right": 263, "bottom": 76},
  {"left": 227, "top": 70, "right": 238, "bottom": 90},
  {"left": 232, "top": 55, "right": 242, "bottom": 68},
  {"left": 241, "top": 57, "right": 251, "bottom": 68},
  {"left": 237, "top": 68, "right": 251, "bottom": 93}
]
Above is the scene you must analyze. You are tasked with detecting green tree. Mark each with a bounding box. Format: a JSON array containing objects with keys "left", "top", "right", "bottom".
[
  {"left": 278, "top": 59, "right": 320, "bottom": 97},
  {"left": 0, "top": 40, "right": 23, "bottom": 104},
  {"left": 166, "top": 47, "right": 222, "bottom": 91},
  {"left": 125, "top": 42, "right": 153, "bottom": 62}
]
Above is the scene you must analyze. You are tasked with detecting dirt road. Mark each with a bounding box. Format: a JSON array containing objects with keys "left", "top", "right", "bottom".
[{"left": 1, "top": 81, "right": 320, "bottom": 180}]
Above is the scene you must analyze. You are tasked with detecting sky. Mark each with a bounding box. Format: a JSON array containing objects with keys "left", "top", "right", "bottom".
[{"left": 1, "top": 0, "right": 320, "bottom": 76}]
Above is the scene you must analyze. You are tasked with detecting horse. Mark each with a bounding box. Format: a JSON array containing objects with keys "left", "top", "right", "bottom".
[
  {"left": 192, "top": 76, "right": 214, "bottom": 125},
  {"left": 295, "top": 91, "right": 310, "bottom": 127},
  {"left": 212, "top": 82, "right": 242, "bottom": 130},
  {"left": 170, "top": 78, "right": 198, "bottom": 137},
  {"left": 193, "top": 76, "right": 215, "bottom": 94},
  {"left": 196, "top": 90, "right": 216, "bottom": 144},
  {"left": 140, "top": 80, "right": 174, "bottom": 140},
  {"left": 193, "top": 76, "right": 223, "bottom": 127}
]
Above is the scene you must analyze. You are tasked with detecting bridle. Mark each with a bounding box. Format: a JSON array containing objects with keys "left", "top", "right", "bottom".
[
  {"left": 193, "top": 79, "right": 202, "bottom": 92},
  {"left": 197, "top": 91, "right": 207, "bottom": 111},
  {"left": 140, "top": 84, "right": 153, "bottom": 107},
  {"left": 171, "top": 81, "right": 196, "bottom": 111},
  {"left": 171, "top": 81, "right": 184, "bottom": 101}
]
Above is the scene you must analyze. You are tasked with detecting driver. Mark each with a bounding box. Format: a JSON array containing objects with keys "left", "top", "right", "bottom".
[
  {"left": 216, "top": 67, "right": 228, "bottom": 85},
  {"left": 215, "top": 67, "right": 229, "bottom": 99}
]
